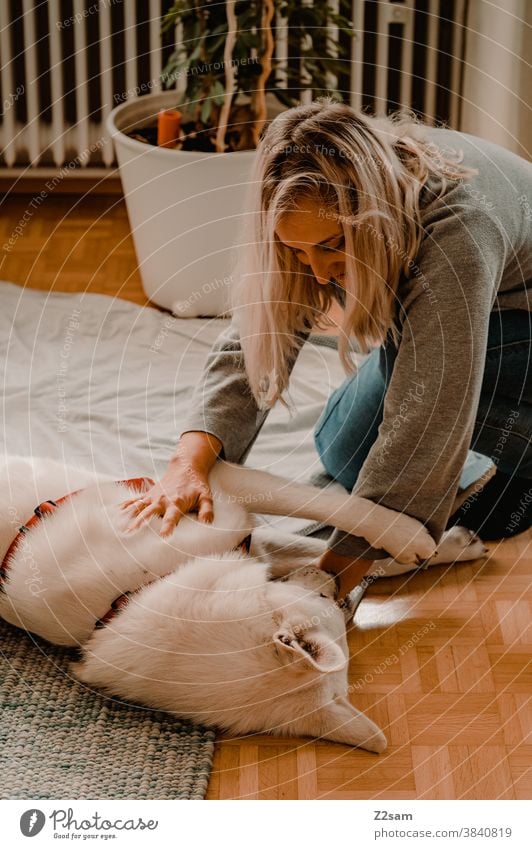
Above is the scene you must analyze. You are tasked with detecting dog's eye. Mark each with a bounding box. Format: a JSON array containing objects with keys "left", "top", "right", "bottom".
[{"left": 319, "top": 593, "right": 327, "bottom": 599}]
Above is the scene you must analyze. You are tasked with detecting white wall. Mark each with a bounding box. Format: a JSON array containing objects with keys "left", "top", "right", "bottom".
[{"left": 462, "top": 0, "right": 532, "bottom": 158}]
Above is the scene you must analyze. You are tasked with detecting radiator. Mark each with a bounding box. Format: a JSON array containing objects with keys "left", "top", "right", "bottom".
[{"left": 0, "top": 0, "right": 468, "bottom": 175}]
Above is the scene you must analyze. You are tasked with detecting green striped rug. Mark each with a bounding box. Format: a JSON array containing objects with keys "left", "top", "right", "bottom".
[{"left": 0, "top": 621, "right": 215, "bottom": 799}]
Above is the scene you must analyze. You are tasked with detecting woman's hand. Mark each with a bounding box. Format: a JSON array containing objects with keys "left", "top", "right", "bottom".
[{"left": 120, "top": 431, "right": 223, "bottom": 537}]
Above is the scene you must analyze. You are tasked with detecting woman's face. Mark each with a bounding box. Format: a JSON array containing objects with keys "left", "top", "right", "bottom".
[{"left": 275, "top": 198, "right": 346, "bottom": 287}]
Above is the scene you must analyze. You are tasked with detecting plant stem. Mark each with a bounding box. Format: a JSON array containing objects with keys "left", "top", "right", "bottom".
[
  {"left": 215, "top": 0, "right": 237, "bottom": 153},
  {"left": 194, "top": 0, "right": 208, "bottom": 123},
  {"left": 251, "top": 0, "right": 275, "bottom": 147}
]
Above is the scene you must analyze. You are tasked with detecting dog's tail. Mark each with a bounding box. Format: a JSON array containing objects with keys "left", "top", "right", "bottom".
[{"left": 209, "top": 460, "right": 436, "bottom": 565}]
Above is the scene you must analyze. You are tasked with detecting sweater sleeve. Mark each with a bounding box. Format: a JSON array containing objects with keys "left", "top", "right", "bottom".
[
  {"left": 327, "top": 205, "right": 507, "bottom": 560},
  {"left": 179, "top": 319, "right": 310, "bottom": 465}
]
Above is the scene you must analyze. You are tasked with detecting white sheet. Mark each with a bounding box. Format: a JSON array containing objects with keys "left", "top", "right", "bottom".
[
  {"left": 0, "top": 282, "right": 491, "bottom": 536},
  {"left": 0, "top": 282, "right": 351, "bottom": 533}
]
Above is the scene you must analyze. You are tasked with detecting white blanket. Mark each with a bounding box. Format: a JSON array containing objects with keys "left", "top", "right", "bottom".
[
  {"left": 0, "top": 282, "right": 350, "bottom": 533},
  {"left": 0, "top": 281, "right": 491, "bottom": 536}
]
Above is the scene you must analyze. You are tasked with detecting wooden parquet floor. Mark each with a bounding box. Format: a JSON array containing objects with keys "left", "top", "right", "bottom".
[
  {"left": 1, "top": 192, "right": 530, "bottom": 800},
  {"left": 205, "top": 536, "right": 531, "bottom": 800},
  {"left": 0, "top": 191, "right": 149, "bottom": 307}
]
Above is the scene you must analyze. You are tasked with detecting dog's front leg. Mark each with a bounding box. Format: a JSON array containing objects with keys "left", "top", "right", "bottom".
[
  {"left": 250, "top": 526, "right": 327, "bottom": 576},
  {"left": 250, "top": 527, "right": 340, "bottom": 602},
  {"left": 363, "top": 524, "right": 488, "bottom": 579}
]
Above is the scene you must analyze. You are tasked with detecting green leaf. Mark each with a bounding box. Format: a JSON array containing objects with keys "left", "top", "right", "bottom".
[
  {"left": 206, "top": 35, "right": 228, "bottom": 54},
  {"left": 201, "top": 98, "right": 212, "bottom": 125},
  {"left": 270, "top": 88, "right": 298, "bottom": 108},
  {"left": 206, "top": 23, "right": 229, "bottom": 38},
  {"left": 211, "top": 80, "right": 226, "bottom": 105},
  {"left": 187, "top": 43, "right": 202, "bottom": 63},
  {"left": 161, "top": 1, "right": 190, "bottom": 34}
]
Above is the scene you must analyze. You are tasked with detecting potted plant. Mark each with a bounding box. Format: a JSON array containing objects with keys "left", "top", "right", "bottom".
[{"left": 107, "top": 1, "right": 355, "bottom": 316}]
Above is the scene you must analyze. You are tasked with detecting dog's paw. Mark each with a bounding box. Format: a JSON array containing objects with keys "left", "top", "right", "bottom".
[
  {"left": 429, "top": 525, "right": 488, "bottom": 564},
  {"left": 371, "top": 507, "right": 437, "bottom": 564},
  {"left": 339, "top": 594, "right": 357, "bottom": 624},
  {"left": 272, "top": 564, "right": 338, "bottom": 600},
  {"left": 367, "top": 525, "right": 488, "bottom": 579},
  {"left": 339, "top": 584, "right": 367, "bottom": 624}
]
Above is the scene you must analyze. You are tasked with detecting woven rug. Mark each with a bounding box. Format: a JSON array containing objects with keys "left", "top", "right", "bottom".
[{"left": 0, "top": 620, "right": 215, "bottom": 799}]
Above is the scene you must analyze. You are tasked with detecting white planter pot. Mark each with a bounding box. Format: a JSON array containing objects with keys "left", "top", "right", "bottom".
[{"left": 107, "top": 92, "right": 257, "bottom": 316}]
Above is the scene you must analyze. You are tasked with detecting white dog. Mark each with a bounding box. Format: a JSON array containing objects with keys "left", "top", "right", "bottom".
[{"left": 0, "top": 455, "right": 486, "bottom": 752}]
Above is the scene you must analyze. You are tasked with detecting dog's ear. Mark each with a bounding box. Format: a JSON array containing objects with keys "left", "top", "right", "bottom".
[
  {"left": 316, "top": 696, "right": 387, "bottom": 752},
  {"left": 273, "top": 627, "right": 346, "bottom": 673},
  {"left": 281, "top": 695, "right": 387, "bottom": 752}
]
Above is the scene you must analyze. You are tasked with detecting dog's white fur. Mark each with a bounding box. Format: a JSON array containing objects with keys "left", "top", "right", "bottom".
[{"left": 0, "top": 455, "right": 486, "bottom": 752}]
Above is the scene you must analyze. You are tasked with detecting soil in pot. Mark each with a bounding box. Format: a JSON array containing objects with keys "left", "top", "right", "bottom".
[{"left": 126, "top": 105, "right": 258, "bottom": 153}]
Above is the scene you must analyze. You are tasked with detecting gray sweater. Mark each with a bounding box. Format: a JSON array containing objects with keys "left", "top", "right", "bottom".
[{"left": 179, "top": 129, "right": 532, "bottom": 559}]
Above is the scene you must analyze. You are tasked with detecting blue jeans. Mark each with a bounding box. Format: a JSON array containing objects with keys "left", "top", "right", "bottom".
[{"left": 314, "top": 309, "right": 532, "bottom": 492}]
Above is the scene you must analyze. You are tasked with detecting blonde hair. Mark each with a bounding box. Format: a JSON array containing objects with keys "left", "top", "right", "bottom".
[{"left": 230, "top": 95, "right": 476, "bottom": 410}]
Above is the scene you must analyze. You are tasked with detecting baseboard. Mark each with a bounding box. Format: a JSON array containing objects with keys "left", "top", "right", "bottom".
[{"left": 0, "top": 171, "right": 123, "bottom": 196}]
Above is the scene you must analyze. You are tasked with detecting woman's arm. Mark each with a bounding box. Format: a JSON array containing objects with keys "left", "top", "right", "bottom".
[
  {"left": 324, "top": 205, "right": 507, "bottom": 561},
  {"left": 177, "top": 322, "right": 265, "bottom": 465},
  {"left": 124, "top": 318, "right": 310, "bottom": 533},
  {"left": 169, "top": 430, "right": 223, "bottom": 470},
  {"left": 178, "top": 318, "right": 310, "bottom": 465}
]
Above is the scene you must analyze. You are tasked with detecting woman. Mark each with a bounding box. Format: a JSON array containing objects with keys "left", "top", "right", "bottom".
[{"left": 122, "top": 97, "right": 532, "bottom": 600}]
